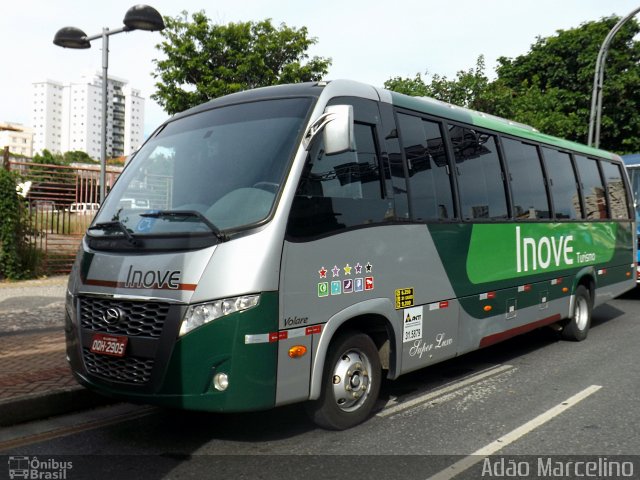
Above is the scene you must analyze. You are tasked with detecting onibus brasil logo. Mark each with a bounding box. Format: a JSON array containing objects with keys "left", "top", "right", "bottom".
[{"left": 8, "top": 456, "right": 72, "bottom": 479}]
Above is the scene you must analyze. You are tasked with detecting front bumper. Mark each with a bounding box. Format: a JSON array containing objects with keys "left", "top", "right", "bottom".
[{"left": 65, "top": 292, "right": 279, "bottom": 412}]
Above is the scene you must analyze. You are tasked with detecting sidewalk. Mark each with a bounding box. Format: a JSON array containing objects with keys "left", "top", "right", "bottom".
[{"left": 0, "top": 276, "right": 110, "bottom": 426}]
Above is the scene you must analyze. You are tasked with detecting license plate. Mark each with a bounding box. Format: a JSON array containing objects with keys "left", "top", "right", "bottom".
[{"left": 90, "top": 333, "right": 128, "bottom": 357}]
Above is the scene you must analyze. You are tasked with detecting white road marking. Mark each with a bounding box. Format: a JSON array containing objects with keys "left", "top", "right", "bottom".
[
  {"left": 426, "top": 385, "right": 603, "bottom": 480},
  {"left": 377, "top": 364, "right": 514, "bottom": 418}
]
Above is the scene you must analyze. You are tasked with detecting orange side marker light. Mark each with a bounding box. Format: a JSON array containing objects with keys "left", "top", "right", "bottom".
[{"left": 288, "top": 345, "right": 307, "bottom": 358}]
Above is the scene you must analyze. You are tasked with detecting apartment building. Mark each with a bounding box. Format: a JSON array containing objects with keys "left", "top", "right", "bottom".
[
  {"left": 31, "top": 73, "right": 144, "bottom": 159},
  {"left": 0, "top": 122, "right": 34, "bottom": 157}
]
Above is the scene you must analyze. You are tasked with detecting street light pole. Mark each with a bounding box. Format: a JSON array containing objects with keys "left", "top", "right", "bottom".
[
  {"left": 100, "top": 28, "right": 110, "bottom": 204},
  {"left": 587, "top": 6, "right": 640, "bottom": 149},
  {"left": 53, "top": 5, "right": 164, "bottom": 203}
]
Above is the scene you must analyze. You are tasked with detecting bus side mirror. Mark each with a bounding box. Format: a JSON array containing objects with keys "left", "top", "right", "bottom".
[
  {"left": 304, "top": 104, "right": 355, "bottom": 155},
  {"left": 323, "top": 105, "right": 355, "bottom": 155}
]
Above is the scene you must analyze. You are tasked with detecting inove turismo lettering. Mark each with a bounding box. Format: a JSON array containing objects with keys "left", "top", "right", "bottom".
[{"left": 516, "top": 226, "right": 574, "bottom": 273}]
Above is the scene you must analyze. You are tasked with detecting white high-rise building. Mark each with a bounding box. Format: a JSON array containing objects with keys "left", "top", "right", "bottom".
[
  {"left": 31, "top": 80, "right": 65, "bottom": 154},
  {"left": 31, "top": 73, "right": 145, "bottom": 159}
]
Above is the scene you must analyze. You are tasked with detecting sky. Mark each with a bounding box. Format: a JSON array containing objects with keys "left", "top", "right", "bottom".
[{"left": 2, "top": 0, "right": 639, "bottom": 137}]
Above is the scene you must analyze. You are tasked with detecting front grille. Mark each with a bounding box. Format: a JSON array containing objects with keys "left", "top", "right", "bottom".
[
  {"left": 83, "top": 348, "right": 154, "bottom": 384},
  {"left": 79, "top": 297, "right": 170, "bottom": 337}
]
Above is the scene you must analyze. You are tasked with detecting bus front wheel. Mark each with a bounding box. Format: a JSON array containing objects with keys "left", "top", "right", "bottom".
[
  {"left": 306, "top": 332, "right": 381, "bottom": 430},
  {"left": 561, "top": 285, "right": 592, "bottom": 341}
]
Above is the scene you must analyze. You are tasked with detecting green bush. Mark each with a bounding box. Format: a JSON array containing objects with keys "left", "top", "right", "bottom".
[{"left": 0, "top": 169, "right": 38, "bottom": 280}]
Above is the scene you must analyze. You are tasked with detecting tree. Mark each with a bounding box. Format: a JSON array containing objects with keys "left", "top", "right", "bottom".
[
  {"left": 63, "top": 150, "right": 96, "bottom": 164},
  {"left": 493, "top": 16, "right": 640, "bottom": 153},
  {"left": 32, "top": 149, "right": 63, "bottom": 165},
  {"left": 384, "top": 73, "right": 431, "bottom": 98},
  {"left": 385, "top": 56, "right": 489, "bottom": 109},
  {"left": 384, "top": 17, "right": 640, "bottom": 154},
  {"left": 152, "top": 12, "right": 332, "bottom": 114},
  {"left": 32, "top": 149, "right": 98, "bottom": 166}
]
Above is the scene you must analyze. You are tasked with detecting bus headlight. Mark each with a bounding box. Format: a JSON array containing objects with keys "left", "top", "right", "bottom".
[{"left": 179, "top": 294, "right": 260, "bottom": 336}]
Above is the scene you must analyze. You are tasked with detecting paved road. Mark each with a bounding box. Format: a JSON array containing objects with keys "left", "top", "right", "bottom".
[{"left": 1, "top": 290, "right": 639, "bottom": 479}]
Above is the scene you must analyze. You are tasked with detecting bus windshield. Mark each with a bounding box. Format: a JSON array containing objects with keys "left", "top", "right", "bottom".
[{"left": 91, "top": 97, "right": 312, "bottom": 242}]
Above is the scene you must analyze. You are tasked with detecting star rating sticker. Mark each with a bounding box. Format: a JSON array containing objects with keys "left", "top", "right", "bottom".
[
  {"left": 365, "top": 262, "right": 373, "bottom": 273},
  {"left": 355, "top": 262, "right": 363, "bottom": 274},
  {"left": 344, "top": 263, "right": 352, "bottom": 275},
  {"left": 319, "top": 266, "right": 327, "bottom": 279},
  {"left": 332, "top": 265, "right": 341, "bottom": 277}
]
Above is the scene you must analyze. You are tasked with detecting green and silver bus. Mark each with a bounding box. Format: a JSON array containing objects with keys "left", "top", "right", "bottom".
[{"left": 65, "top": 80, "right": 635, "bottom": 430}]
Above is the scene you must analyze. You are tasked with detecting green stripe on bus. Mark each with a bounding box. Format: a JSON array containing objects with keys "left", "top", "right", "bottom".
[
  {"left": 428, "top": 222, "right": 633, "bottom": 297},
  {"left": 466, "top": 223, "right": 617, "bottom": 284}
]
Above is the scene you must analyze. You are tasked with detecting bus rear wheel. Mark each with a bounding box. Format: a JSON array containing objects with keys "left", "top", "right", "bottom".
[
  {"left": 306, "top": 332, "right": 381, "bottom": 430},
  {"left": 561, "top": 285, "right": 592, "bottom": 341}
]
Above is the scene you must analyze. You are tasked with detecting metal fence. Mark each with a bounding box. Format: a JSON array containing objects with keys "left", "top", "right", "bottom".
[{"left": 9, "top": 160, "right": 122, "bottom": 274}]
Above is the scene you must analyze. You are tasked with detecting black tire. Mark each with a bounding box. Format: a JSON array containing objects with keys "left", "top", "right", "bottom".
[
  {"left": 561, "top": 285, "right": 592, "bottom": 341},
  {"left": 306, "top": 332, "right": 381, "bottom": 430}
]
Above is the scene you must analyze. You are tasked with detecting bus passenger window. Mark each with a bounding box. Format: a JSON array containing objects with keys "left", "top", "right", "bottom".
[
  {"left": 600, "top": 161, "right": 631, "bottom": 219},
  {"left": 288, "top": 122, "right": 390, "bottom": 237},
  {"left": 397, "top": 114, "right": 454, "bottom": 221},
  {"left": 502, "top": 138, "right": 550, "bottom": 219},
  {"left": 449, "top": 126, "right": 508, "bottom": 221},
  {"left": 575, "top": 155, "right": 608, "bottom": 220},
  {"left": 542, "top": 148, "right": 583, "bottom": 220}
]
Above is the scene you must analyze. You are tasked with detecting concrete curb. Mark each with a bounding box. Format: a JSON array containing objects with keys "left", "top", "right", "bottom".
[{"left": 0, "top": 386, "right": 114, "bottom": 427}]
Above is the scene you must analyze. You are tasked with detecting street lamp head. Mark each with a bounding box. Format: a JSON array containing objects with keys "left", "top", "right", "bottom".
[
  {"left": 123, "top": 4, "right": 165, "bottom": 32},
  {"left": 53, "top": 27, "right": 91, "bottom": 49}
]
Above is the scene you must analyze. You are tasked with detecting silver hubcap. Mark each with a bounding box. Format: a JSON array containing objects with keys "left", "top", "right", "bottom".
[
  {"left": 331, "top": 349, "right": 372, "bottom": 412},
  {"left": 574, "top": 296, "right": 589, "bottom": 331}
]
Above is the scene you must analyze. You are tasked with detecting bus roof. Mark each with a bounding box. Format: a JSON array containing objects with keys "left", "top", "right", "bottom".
[
  {"left": 389, "top": 90, "right": 617, "bottom": 161},
  {"left": 160, "top": 79, "right": 619, "bottom": 162},
  {"left": 622, "top": 154, "right": 640, "bottom": 166}
]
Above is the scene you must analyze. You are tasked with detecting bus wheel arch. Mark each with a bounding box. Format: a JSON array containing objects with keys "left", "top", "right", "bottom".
[{"left": 309, "top": 299, "right": 397, "bottom": 402}]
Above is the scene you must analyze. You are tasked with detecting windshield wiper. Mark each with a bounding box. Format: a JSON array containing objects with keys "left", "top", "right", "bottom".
[
  {"left": 89, "top": 221, "right": 139, "bottom": 246},
  {"left": 140, "top": 210, "right": 228, "bottom": 242}
]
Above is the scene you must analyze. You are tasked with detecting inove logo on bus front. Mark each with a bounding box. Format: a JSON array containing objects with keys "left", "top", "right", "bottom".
[{"left": 466, "top": 223, "right": 617, "bottom": 284}]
